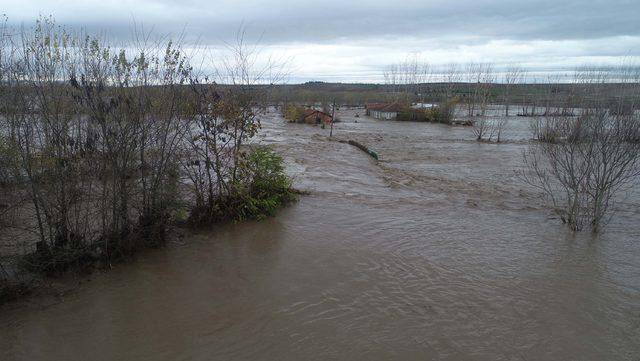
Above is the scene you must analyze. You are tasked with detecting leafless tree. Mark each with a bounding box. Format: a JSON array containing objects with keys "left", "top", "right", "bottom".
[
  {"left": 472, "top": 117, "right": 494, "bottom": 141},
  {"left": 522, "top": 63, "right": 640, "bottom": 232},
  {"left": 489, "top": 65, "right": 524, "bottom": 142},
  {"left": 523, "top": 111, "right": 640, "bottom": 232},
  {"left": 465, "top": 62, "right": 494, "bottom": 117},
  {"left": 444, "top": 63, "right": 462, "bottom": 99},
  {"left": 503, "top": 64, "right": 523, "bottom": 116},
  {"left": 383, "top": 55, "right": 429, "bottom": 102},
  {"left": 493, "top": 118, "right": 508, "bottom": 143}
]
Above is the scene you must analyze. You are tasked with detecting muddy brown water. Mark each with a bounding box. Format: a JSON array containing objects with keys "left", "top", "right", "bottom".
[{"left": 2, "top": 108, "right": 640, "bottom": 360}]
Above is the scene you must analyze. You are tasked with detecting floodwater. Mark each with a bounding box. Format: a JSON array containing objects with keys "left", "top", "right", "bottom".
[{"left": 2, "top": 108, "right": 639, "bottom": 360}]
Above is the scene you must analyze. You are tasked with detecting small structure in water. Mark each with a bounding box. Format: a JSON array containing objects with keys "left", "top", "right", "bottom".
[
  {"left": 302, "top": 109, "right": 333, "bottom": 126},
  {"left": 365, "top": 102, "right": 403, "bottom": 120},
  {"left": 411, "top": 103, "right": 434, "bottom": 109}
]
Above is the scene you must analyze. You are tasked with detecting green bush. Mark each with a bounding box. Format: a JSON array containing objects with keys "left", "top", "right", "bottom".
[
  {"left": 425, "top": 97, "right": 459, "bottom": 124},
  {"left": 394, "top": 97, "right": 459, "bottom": 123},
  {"left": 282, "top": 105, "right": 306, "bottom": 123},
  {"left": 232, "top": 146, "right": 296, "bottom": 220},
  {"left": 188, "top": 146, "right": 295, "bottom": 224}
]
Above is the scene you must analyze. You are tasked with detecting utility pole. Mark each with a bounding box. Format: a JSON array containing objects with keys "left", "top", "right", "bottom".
[{"left": 330, "top": 99, "right": 336, "bottom": 137}]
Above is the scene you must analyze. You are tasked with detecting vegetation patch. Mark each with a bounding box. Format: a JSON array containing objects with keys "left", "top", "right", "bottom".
[
  {"left": 0, "top": 17, "right": 296, "bottom": 303},
  {"left": 0, "top": 280, "right": 31, "bottom": 304},
  {"left": 189, "top": 146, "right": 296, "bottom": 224},
  {"left": 282, "top": 104, "right": 307, "bottom": 123}
]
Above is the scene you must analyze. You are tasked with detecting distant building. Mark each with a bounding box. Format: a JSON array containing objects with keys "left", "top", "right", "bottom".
[
  {"left": 411, "top": 103, "right": 434, "bottom": 109},
  {"left": 365, "top": 102, "right": 403, "bottom": 120},
  {"left": 302, "top": 109, "right": 333, "bottom": 126}
]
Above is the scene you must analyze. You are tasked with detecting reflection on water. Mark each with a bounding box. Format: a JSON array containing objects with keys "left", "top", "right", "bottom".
[{"left": 1, "top": 107, "right": 639, "bottom": 360}]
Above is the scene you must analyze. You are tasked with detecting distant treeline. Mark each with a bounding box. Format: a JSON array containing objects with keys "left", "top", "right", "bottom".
[{"left": 261, "top": 81, "right": 640, "bottom": 111}]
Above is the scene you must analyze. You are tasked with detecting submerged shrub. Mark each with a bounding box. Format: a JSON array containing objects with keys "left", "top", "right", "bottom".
[
  {"left": 427, "top": 97, "right": 459, "bottom": 124},
  {"left": 233, "top": 146, "right": 296, "bottom": 220},
  {"left": 0, "top": 280, "right": 31, "bottom": 303},
  {"left": 21, "top": 241, "right": 96, "bottom": 275},
  {"left": 395, "top": 98, "right": 459, "bottom": 123},
  {"left": 282, "top": 104, "right": 306, "bottom": 123},
  {"left": 236, "top": 146, "right": 295, "bottom": 220},
  {"left": 189, "top": 146, "right": 295, "bottom": 224}
]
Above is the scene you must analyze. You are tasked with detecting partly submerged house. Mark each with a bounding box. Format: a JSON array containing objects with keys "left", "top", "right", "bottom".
[
  {"left": 302, "top": 109, "right": 333, "bottom": 126},
  {"left": 365, "top": 102, "right": 403, "bottom": 120}
]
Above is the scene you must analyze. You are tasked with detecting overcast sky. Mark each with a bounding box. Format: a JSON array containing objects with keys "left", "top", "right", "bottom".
[{"left": 4, "top": 0, "right": 640, "bottom": 82}]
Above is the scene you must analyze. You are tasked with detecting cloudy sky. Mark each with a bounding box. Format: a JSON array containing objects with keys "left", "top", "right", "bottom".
[{"left": 4, "top": 0, "right": 640, "bottom": 82}]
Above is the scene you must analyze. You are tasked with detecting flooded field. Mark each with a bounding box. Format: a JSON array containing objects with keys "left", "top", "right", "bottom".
[{"left": 1, "top": 108, "right": 639, "bottom": 360}]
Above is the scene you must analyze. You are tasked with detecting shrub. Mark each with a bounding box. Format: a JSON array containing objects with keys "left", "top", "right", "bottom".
[
  {"left": 0, "top": 138, "right": 16, "bottom": 186},
  {"left": 427, "top": 97, "right": 459, "bottom": 124},
  {"left": 396, "top": 109, "right": 427, "bottom": 122},
  {"left": 395, "top": 98, "right": 459, "bottom": 123},
  {"left": 232, "top": 146, "right": 296, "bottom": 220},
  {"left": 21, "top": 242, "right": 96, "bottom": 275},
  {"left": 0, "top": 280, "right": 31, "bottom": 304},
  {"left": 188, "top": 146, "right": 295, "bottom": 224},
  {"left": 282, "top": 104, "right": 306, "bottom": 123},
  {"left": 531, "top": 118, "right": 562, "bottom": 143}
]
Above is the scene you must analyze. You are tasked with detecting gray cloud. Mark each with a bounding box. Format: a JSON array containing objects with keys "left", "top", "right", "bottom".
[
  {"left": 4, "top": 0, "right": 640, "bottom": 82},
  {"left": 6, "top": 0, "right": 640, "bottom": 43}
]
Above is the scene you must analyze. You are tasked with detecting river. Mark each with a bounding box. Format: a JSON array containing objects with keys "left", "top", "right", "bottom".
[{"left": 1, "top": 108, "right": 639, "bottom": 360}]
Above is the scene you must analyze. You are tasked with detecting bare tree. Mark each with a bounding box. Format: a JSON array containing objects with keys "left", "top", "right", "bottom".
[
  {"left": 489, "top": 65, "right": 524, "bottom": 142},
  {"left": 478, "top": 63, "right": 495, "bottom": 116},
  {"left": 503, "top": 64, "right": 523, "bottom": 116},
  {"left": 465, "top": 62, "right": 494, "bottom": 117},
  {"left": 1, "top": 17, "right": 208, "bottom": 268},
  {"left": 472, "top": 117, "right": 494, "bottom": 141},
  {"left": 465, "top": 62, "right": 479, "bottom": 117},
  {"left": 383, "top": 55, "right": 429, "bottom": 103},
  {"left": 523, "top": 111, "right": 640, "bottom": 232},
  {"left": 444, "top": 63, "right": 462, "bottom": 99},
  {"left": 522, "top": 60, "right": 640, "bottom": 232},
  {"left": 493, "top": 118, "right": 508, "bottom": 143},
  {"left": 383, "top": 63, "right": 400, "bottom": 93}
]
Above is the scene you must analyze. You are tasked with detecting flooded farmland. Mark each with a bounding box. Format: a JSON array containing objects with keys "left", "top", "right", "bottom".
[{"left": 1, "top": 108, "right": 639, "bottom": 361}]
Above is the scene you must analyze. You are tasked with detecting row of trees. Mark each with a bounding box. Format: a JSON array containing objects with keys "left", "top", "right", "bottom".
[
  {"left": 383, "top": 60, "right": 640, "bottom": 115},
  {"left": 0, "top": 18, "right": 293, "bottom": 289},
  {"left": 382, "top": 60, "right": 523, "bottom": 138},
  {"left": 383, "top": 59, "right": 524, "bottom": 116},
  {"left": 383, "top": 58, "right": 640, "bottom": 138}
]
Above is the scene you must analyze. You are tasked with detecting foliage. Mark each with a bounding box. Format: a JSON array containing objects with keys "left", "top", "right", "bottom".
[
  {"left": 0, "top": 18, "right": 293, "bottom": 285},
  {"left": 188, "top": 146, "right": 295, "bottom": 224},
  {"left": 393, "top": 98, "right": 459, "bottom": 123},
  {"left": 233, "top": 146, "right": 296, "bottom": 220},
  {"left": 282, "top": 104, "right": 306, "bottom": 123},
  {"left": 425, "top": 97, "right": 459, "bottom": 124}
]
